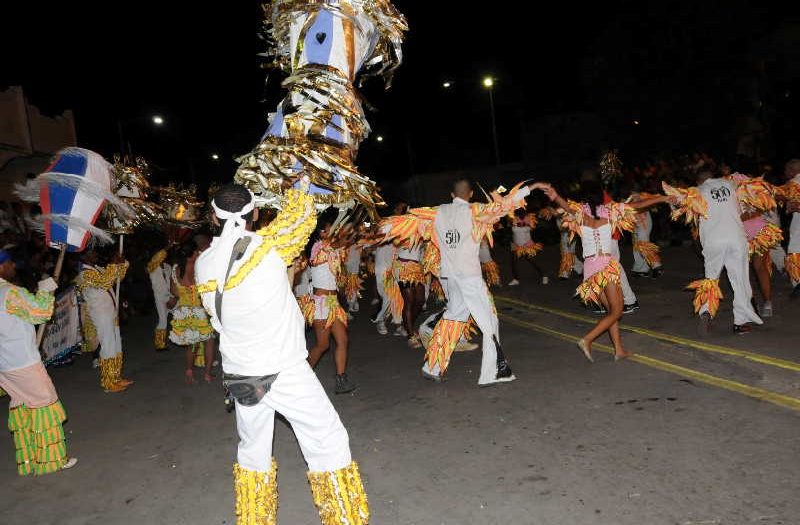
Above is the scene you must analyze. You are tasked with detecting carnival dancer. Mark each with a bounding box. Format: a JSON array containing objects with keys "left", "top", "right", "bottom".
[
  {"left": 341, "top": 242, "right": 363, "bottom": 315},
  {"left": 507, "top": 208, "right": 545, "bottom": 286},
  {"left": 779, "top": 159, "right": 800, "bottom": 298},
  {"left": 630, "top": 194, "right": 664, "bottom": 278},
  {"left": 664, "top": 169, "right": 764, "bottom": 335},
  {"left": 0, "top": 249, "right": 78, "bottom": 475},
  {"left": 169, "top": 241, "right": 215, "bottom": 383},
  {"left": 195, "top": 183, "right": 368, "bottom": 525},
  {"left": 728, "top": 173, "right": 783, "bottom": 318},
  {"left": 395, "top": 243, "right": 425, "bottom": 348},
  {"left": 146, "top": 243, "right": 173, "bottom": 351},
  {"left": 479, "top": 238, "right": 501, "bottom": 287},
  {"left": 372, "top": 202, "right": 408, "bottom": 336},
  {"left": 305, "top": 212, "right": 357, "bottom": 394},
  {"left": 382, "top": 178, "right": 547, "bottom": 385},
  {"left": 76, "top": 248, "right": 132, "bottom": 392},
  {"left": 541, "top": 182, "right": 669, "bottom": 361}
]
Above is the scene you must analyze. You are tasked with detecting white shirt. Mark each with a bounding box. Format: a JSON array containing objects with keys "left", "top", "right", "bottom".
[
  {"left": 374, "top": 243, "right": 395, "bottom": 278},
  {"left": 478, "top": 240, "right": 492, "bottom": 264},
  {"left": 344, "top": 245, "right": 362, "bottom": 274},
  {"left": 149, "top": 263, "right": 173, "bottom": 302},
  {"left": 511, "top": 225, "right": 532, "bottom": 246},
  {"left": 0, "top": 282, "right": 41, "bottom": 372},
  {"left": 310, "top": 262, "right": 337, "bottom": 291},
  {"left": 580, "top": 224, "right": 613, "bottom": 258},
  {"left": 697, "top": 178, "right": 747, "bottom": 248},
  {"left": 435, "top": 188, "right": 530, "bottom": 279},
  {"left": 294, "top": 267, "right": 311, "bottom": 297},
  {"left": 196, "top": 231, "right": 308, "bottom": 376},
  {"left": 397, "top": 245, "right": 421, "bottom": 261}
]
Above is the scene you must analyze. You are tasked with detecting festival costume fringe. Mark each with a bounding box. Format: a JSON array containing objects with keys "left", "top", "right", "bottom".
[
  {"left": 421, "top": 244, "right": 440, "bottom": 277},
  {"left": 481, "top": 261, "right": 501, "bottom": 287},
  {"left": 316, "top": 294, "right": 348, "bottom": 329},
  {"left": 429, "top": 278, "right": 445, "bottom": 302},
  {"left": 749, "top": 223, "right": 783, "bottom": 257},
  {"left": 99, "top": 355, "right": 131, "bottom": 392},
  {"left": 634, "top": 241, "right": 662, "bottom": 268},
  {"left": 576, "top": 259, "right": 622, "bottom": 305},
  {"left": 686, "top": 278, "right": 723, "bottom": 318},
  {"left": 339, "top": 273, "right": 363, "bottom": 304},
  {"left": 786, "top": 253, "right": 800, "bottom": 283},
  {"left": 397, "top": 260, "right": 424, "bottom": 285},
  {"left": 559, "top": 252, "right": 575, "bottom": 278},
  {"left": 298, "top": 294, "right": 315, "bottom": 326},
  {"left": 383, "top": 268, "right": 403, "bottom": 322},
  {"left": 307, "top": 461, "right": 369, "bottom": 525},
  {"left": 662, "top": 182, "right": 709, "bottom": 226},
  {"left": 193, "top": 343, "right": 205, "bottom": 368},
  {"left": 154, "top": 328, "right": 167, "bottom": 350},
  {"left": 233, "top": 461, "right": 278, "bottom": 525},
  {"left": 9, "top": 401, "right": 69, "bottom": 476},
  {"left": 80, "top": 302, "right": 98, "bottom": 353},
  {"left": 425, "top": 318, "right": 469, "bottom": 376},
  {"left": 511, "top": 242, "right": 543, "bottom": 259}
]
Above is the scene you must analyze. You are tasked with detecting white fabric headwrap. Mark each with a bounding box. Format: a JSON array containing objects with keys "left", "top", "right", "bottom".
[{"left": 209, "top": 191, "right": 256, "bottom": 293}]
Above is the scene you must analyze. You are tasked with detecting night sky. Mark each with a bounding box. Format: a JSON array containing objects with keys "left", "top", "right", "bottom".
[{"left": 3, "top": 1, "right": 798, "bottom": 187}]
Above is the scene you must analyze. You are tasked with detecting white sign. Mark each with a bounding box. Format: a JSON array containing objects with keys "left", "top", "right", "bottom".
[{"left": 41, "top": 286, "right": 82, "bottom": 365}]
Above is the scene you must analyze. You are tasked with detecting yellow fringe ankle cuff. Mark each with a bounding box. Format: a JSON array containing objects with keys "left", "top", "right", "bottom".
[
  {"left": 233, "top": 461, "right": 278, "bottom": 525},
  {"left": 425, "top": 318, "right": 469, "bottom": 376},
  {"left": 154, "top": 328, "right": 167, "bottom": 350},
  {"left": 785, "top": 253, "right": 800, "bottom": 283},
  {"left": 686, "top": 278, "right": 723, "bottom": 318},
  {"left": 308, "top": 461, "right": 369, "bottom": 525}
]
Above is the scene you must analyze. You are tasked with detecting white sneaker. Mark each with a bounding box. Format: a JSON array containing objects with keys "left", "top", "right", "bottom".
[
  {"left": 542, "top": 277, "right": 549, "bottom": 285},
  {"left": 393, "top": 325, "right": 408, "bottom": 337},
  {"left": 761, "top": 301, "right": 773, "bottom": 318},
  {"left": 92, "top": 358, "right": 99, "bottom": 369},
  {"left": 62, "top": 457, "right": 78, "bottom": 470},
  {"left": 508, "top": 279, "right": 520, "bottom": 286},
  {"left": 479, "top": 374, "right": 517, "bottom": 387},
  {"left": 376, "top": 321, "right": 388, "bottom": 335}
]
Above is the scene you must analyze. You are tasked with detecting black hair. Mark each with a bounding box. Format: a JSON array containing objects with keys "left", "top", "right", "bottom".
[
  {"left": 213, "top": 184, "right": 255, "bottom": 227},
  {"left": 452, "top": 177, "right": 472, "bottom": 193},
  {"left": 175, "top": 240, "right": 198, "bottom": 278},
  {"left": 579, "top": 179, "right": 605, "bottom": 219},
  {"left": 304, "top": 208, "right": 339, "bottom": 258}
]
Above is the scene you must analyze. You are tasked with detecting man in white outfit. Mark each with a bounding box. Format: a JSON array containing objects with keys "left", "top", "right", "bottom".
[
  {"left": 146, "top": 246, "right": 173, "bottom": 350},
  {"left": 195, "top": 183, "right": 368, "bottom": 525},
  {"left": 631, "top": 208, "right": 664, "bottom": 278},
  {"left": 386, "top": 179, "right": 542, "bottom": 386},
  {"left": 693, "top": 170, "right": 763, "bottom": 334}
]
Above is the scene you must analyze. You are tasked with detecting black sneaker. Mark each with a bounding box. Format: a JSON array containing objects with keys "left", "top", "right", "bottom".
[
  {"left": 623, "top": 301, "right": 640, "bottom": 314},
  {"left": 733, "top": 324, "right": 753, "bottom": 335},
  {"left": 697, "top": 312, "right": 712, "bottom": 338},
  {"left": 651, "top": 268, "right": 664, "bottom": 278},
  {"left": 791, "top": 284, "right": 800, "bottom": 300},
  {"left": 335, "top": 373, "right": 357, "bottom": 394}
]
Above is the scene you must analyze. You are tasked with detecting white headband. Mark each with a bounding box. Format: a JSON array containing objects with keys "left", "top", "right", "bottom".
[
  {"left": 209, "top": 190, "right": 256, "bottom": 295},
  {"left": 211, "top": 193, "right": 255, "bottom": 220}
]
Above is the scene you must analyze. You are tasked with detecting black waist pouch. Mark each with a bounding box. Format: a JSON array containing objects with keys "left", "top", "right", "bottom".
[{"left": 223, "top": 373, "right": 279, "bottom": 406}]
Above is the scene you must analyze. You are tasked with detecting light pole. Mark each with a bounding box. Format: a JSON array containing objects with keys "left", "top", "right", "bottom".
[{"left": 483, "top": 76, "right": 500, "bottom": 166}]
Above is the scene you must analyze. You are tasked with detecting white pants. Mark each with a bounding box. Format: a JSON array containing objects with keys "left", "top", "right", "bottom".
[
  {"left": 424, "top": 275, "right": 502, "bottom": 385},
  {"left": 375, "top": 266, "right": 401, "bottom": 325},
  {"left": 700, "top": 241, "right": 763, "bottom": 326},
  {"left": 234, "top": 361, "right": 352, "bottom": 473},
  {"left": 154, "top": 297, "right": 169, "bottom": 330},
  {"left": 632, "top": 221, "right": 662, "bottom": 273},
  {"left": 770, "top": 245, "right": 786, "bottom": 273},
  {"left": 88, "top": 300, "right": 122, "bottom": 359},
  {"left": 610, "top": 241, "right": 637, "bottom": 305},
  {"left": 789, "top": 213, "right": 800, "bottom": 286}
]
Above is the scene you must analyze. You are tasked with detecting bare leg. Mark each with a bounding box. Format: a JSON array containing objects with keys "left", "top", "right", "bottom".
[
  {"left": 203, "top": 338, "right": 215, "bottom": 382},
  {"left": 307, "top": 321, "right": 331, "bottom": 368},
  {"left": 602, "top": 285, "right": 631, "bottom": 360},
  {"left": 330, "top": 320, "right": 349, "bottom": 375},
  {"left": 184, "top": 345, "right": 195, "bottom": 384},
  {"left": 752, "top": 253, "right": 772, "bottom": 303},
  {"left": 582, "top": 283, "right": 624, "bottom": 351}
]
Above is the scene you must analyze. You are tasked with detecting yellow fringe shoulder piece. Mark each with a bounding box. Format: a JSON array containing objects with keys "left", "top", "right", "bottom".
[
  {"left": 786, "top": 253, "right": 800, "bottom": 282},
  {"left": 307, "top": 461, "right": 369, "bottom": 525},
  {"left": 383, "top": 266, "right": 403, "bottom": 322},
  {"left": 607, "top": 201, "right": 637, "bottom": 235},
  {"left": 4, "top": 286, "right": 54, "bottom": 325},
  {"left": 146, "top": 249, "right": 167, "bottom": 274},
  {"left": 749, "top": 223, "right": 783, "bottom": 256},
  {"left": 472, "top": 181, "right": 529, "bottom": 241},
  {"left": 421, "top": 243, "right": 441, "bottom": 277},
  {"left": 662, "top": 181, "right": 708, "bottom": 226},
  {"left": 633, "top": 241, "right": 662, "bottom": 267},
  {"left": 576, "top": 259, "right": 621, "bottom": 305},
  {"left": 380, "top": 207, "right": 436, "bottom": 249},
  {"left": 537, "top": 206, "right": 558, "bottom": 221},
  {"left": 234, "top": 461, "right": 278, "bottom": 525},
  {"left": 559, "top": 199, "right": 585, "bottom": 241},
  {"left": 727, "top": 174, "right": 777, "bottom": 213},
  {"left": 686, "top": 278, "right": 723, "bottom": 318},
  {"left": 77, "top": 262, "right": 129, "bottom": 292},
  {"left": 197, "top": 281, "right": 217, "bottom": 294}
]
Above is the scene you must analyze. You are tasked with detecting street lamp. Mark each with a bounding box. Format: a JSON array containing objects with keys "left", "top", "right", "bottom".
[
  {"left": 483, "top": 76, "right": 499, "bottom": 166},
  {"left": 211, "top": 153, "right": 220, "bottom": 160},
  {"left": 117, "top": 114, "right": 165, "bottom": 157},
  {"left": 152, "top": 115, "right": 165, "bottom": 125},
  {"left": 442, "top": 81, "right": 452, "bottom": 88},
  {"left": 376, "top": 135, "right": 384, "bottom": 142}
]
